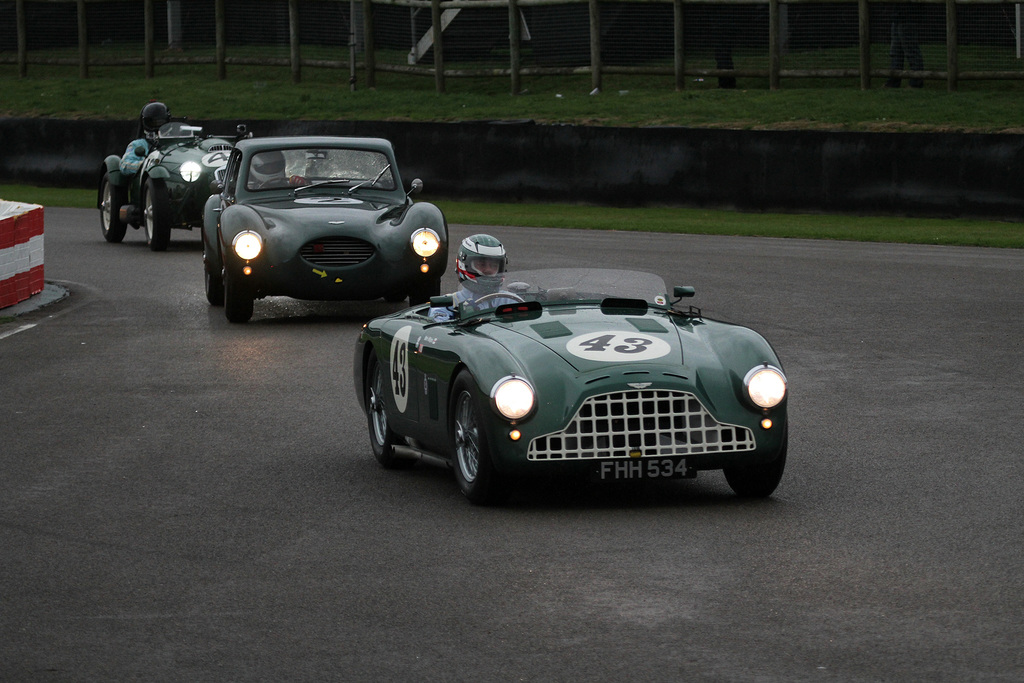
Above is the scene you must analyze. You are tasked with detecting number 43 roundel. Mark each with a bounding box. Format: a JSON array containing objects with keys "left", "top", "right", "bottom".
[{"left": 565, "top": 331, "right": 671, "bottom": 362}]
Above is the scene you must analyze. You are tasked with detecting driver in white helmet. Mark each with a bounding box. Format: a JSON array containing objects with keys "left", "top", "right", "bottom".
[
  {"left": 246, "top": 150, "right": 308, "bottom": 190},
  {"left": 429, "top": 234, "right": 511, "bottom": 321}
]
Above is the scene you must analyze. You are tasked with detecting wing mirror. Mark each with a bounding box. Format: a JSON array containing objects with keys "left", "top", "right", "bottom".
[
  {"left": 407, "top": 178, "right": 423, "bottom": 196},
  {"left": 673, "top": 286, "right": 695, "bottom": 298},
  {"left": 429, "top": 294, "right": 453, "bottom": 307}
]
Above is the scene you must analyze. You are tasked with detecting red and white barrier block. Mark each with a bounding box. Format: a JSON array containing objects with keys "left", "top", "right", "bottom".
[{"left": 0, "top": 201, "right": 45, "bottom": 310}]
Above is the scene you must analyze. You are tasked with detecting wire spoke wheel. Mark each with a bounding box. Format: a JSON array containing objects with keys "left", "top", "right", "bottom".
[{"left": 450, "top": 372, "right": 509, "bottom": 505}]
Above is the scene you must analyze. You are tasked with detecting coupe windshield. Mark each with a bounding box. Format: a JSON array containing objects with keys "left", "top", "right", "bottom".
[
  {"left": 457, "top": 268, "right": 671, "bottom": 317},
  {"left": 246, "top": 147, "right": 395, "bottom": 192}
]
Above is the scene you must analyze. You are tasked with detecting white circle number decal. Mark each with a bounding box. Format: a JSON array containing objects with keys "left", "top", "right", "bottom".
[
  {"left": 389, "top": 326, "right": 412, "bottom": 413},
  {"left": 566, "top": 331, "right": 671, "bottom": 362},
  {"left": 202, "top": 150, "right": 231, "bottom": 168}
]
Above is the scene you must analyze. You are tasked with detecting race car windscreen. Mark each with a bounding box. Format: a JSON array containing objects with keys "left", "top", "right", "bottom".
[
  {"left": 458, "top": 269, "right": 670, "bottom": 315},
  {"left": 246, "top": 148, "right": 395, "bottom": 192}
]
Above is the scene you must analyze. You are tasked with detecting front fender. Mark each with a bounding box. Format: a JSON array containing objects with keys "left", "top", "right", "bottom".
[
  {"left": 202, "top": 194, "right": 223, "bottom": 272},
  {"left": 217, "top": 204, "right": 268, "bottom": 269},
  {"left": 399, "top": 200, "right": 448, "bottom": 245},
  {"left": 147, "top": 165, "right": 172, "bottom": 181},
  {"left": 102, "top": 154, "right": 125, "bottom": 180}
]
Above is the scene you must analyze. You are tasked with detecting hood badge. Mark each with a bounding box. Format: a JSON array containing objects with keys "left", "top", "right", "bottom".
[{"left": 627, "top": 382, "right": 652, "bottom": 389}]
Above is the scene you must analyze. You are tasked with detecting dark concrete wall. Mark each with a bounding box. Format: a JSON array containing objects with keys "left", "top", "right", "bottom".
[{"left": 2, "top": 117, "right": 1022, "bottom": 220}]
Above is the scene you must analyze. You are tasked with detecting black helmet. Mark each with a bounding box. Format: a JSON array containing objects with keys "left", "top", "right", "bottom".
[{"left": 140, "top": 101, "right": 170, "bottom": 133}]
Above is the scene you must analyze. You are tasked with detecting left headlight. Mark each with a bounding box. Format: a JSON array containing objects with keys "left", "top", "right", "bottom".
[
  {"left": 232, "top": 231, "right": 263, "bottom": 260},
  {"left": 744, "top": 365, "right": 787, "bottom": 409},
  {"left": 179, "top": 161, "right": 203, "bottom": 183},
  {"left": 411, "top": 229, "right": 440, "bottom": 258},
  {"left": 491, "top": 376, "right": 535, "bottom": 421}
]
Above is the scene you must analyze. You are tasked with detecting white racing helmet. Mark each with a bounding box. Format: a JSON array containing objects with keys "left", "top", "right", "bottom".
[
  {"left": 249, "top": 150, "right": 287, "bottom": 188},
  {"left": 456, "top": 234, "right": 507, "bottom": 284}
]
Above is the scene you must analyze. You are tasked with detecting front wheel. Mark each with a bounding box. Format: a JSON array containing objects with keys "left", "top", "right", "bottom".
[
  {"left": 223, "top": 272, "right": 254, "bottom": 323},
  {"left": 205, "top": 267, "right": 224, "bottom": 306},
  {"left": 723, "top": 429, "right": 787, "bottom": 498},
  {"left": 143, "top": 178, "right": 172, "bottom": 251},
  {"left": 366, "top": 355, "right": 415, "bottom": 469},
  {"left": 451, "top": 372, "right": 509, "bottom": 505},
  {"left": 99, "top": 172, "right": 128, "bottom": 243}
]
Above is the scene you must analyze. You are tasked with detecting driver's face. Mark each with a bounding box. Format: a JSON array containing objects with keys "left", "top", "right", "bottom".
[{"left": 476, "top": 257, "right": 501, "bottom": 276}]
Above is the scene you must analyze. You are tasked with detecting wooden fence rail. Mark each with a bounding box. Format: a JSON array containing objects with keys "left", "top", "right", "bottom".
[{"left": 5, "top": 0, "right": 1024, "bottom": 93}]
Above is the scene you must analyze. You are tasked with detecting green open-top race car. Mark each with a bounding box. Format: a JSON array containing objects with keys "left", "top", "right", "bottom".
[
  {"left": 99, "top": 117, "right": 248, "bottom": 251},
  {"left": 354, "top": 268, "right": 789, "bottom": 505}
]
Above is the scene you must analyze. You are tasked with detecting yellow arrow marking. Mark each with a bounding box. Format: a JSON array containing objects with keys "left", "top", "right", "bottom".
[{"left": 313, "top": 269, "right": 327, "bottom": 278}]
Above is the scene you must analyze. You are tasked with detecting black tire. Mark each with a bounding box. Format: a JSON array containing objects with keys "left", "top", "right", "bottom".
[
  {"left": 408, "top": 278, "right": 441, "bottom": 306},
  {"left": 366, "top": 355, "right": 416, "bottom": 469},
  {"left": 450, "top": 371, "right": 510, "bottom": 505},
  {"left": 223, "top": 272, "right": 254, "bottom": 323},
  {"left": 205, "top": 267, "right": 224, "bottom": 306},
  {"left": 143, "top": 178, "right": 172, "bottom": 251},
  {"left": 724, "top": 428, "right": 787, "bottom": 498},
  {"left": 99, "top": 172, "right": 128, "bottom": 243}
]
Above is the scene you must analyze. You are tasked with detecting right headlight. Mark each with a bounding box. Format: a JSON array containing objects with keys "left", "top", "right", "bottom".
[
  {"left": 232, "top": 230, "right": 263, "bottom": 260},
  {"left": 744, "top": 365, "right": 787, "bottom": 409},
  {"left": 491, "top": 376, "right": 535, "bottom": 421}
]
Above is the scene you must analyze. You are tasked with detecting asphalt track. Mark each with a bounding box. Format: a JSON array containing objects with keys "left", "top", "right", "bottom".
[{"left": 2, "top": 208, "right": 1022, "bottom": 681}]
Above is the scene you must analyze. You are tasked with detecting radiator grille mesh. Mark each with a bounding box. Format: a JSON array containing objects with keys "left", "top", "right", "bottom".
[
  {"left": 528, "top": 389, "right": 755, "bottom": 461},
  {"left": 300, "top": 236, "right": 375, "bottom": 266}
]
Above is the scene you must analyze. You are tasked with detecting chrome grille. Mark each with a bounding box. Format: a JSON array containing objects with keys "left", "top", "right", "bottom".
[
  {"left": 300, "top": 237, "right": 375, "bottom": 267},
  {"left": 208, "top": 143, "right": 232, "bottom": 152},
  {"left": 528, "top": 389, "right": 755, "bottom": 461}
]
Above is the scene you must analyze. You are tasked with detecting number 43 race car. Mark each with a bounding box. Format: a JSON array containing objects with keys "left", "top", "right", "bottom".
[{"left": 354, "top": 268, "right": 789, "bottom": 505}]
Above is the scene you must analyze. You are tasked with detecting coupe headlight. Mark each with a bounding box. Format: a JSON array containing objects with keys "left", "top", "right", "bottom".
[
  {"left": 745, "top": 365, "right": 787, "bottom": 409},
  {"left": 491, "top": 376, "right": 535, "bottom": 421},
  {"left": 411, "top": 229, "right": 440, "bottom": 258},
  {"left": 232, "top": 231, "right": 263, "bottom": 260},
  {"left": 180, "top": 161, "right": 203, "bottom": 183}
]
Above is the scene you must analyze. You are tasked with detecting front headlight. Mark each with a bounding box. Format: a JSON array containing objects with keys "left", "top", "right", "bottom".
[
  {"left": 491, "top": 376, "right": 535, "bottom": 421},
  {"left": 179, "top": 161, "right": 203, "bottom": 183},
  {"left": 411, "top": 229, "right": 440, "bottom": 258},
  {"left": 744, "top": 365, "right": 787, "bottom": 409},
  {"left": 232, "top": 231, "right": 263, "bottom": 260}
]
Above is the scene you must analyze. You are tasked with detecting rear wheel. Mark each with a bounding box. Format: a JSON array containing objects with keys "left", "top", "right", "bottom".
[
  {"left": 143, "top": 178, "right": 172, "bottom": 251},
  {"left": 223, "top": 272, "right": 254, "bottom": 323},
  {"left": 99, "top": 172, "right": 128, "bottom": 243},
  {"left": 366, "top": 355, "right": 415, "bottom": 469},
  {"left": 724, "top": 429, "right": 787, "bottom": 498},
  {"left": 451, "top": 372, "right": 509, "bottom": 505}
]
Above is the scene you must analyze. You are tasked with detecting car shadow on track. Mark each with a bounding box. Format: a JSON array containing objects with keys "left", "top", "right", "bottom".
[{"left": 371, "top": 459, "right": 780, "bottom": 511}]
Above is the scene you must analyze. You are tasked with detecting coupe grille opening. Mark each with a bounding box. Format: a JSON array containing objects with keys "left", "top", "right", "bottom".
[
  {"left": 300, "top": 237, "right": 375, "bottom": 267},
  {"left": 528, "top": 389, "right": 755, "bottom": 461}
]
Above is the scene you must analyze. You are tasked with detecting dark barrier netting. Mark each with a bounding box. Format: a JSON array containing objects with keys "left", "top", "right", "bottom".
[{"left": 3, "top": 118, "right": 1024, "bottom": 220}]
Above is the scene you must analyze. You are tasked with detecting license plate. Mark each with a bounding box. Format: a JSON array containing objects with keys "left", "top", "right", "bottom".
[{"left": 596, "top": 458, "right": 690, "bottom": 481}]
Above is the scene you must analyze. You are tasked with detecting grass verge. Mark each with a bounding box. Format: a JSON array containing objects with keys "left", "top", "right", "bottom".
[{"left": 4, "top": 185, "right": 1021, "bottom": 248}]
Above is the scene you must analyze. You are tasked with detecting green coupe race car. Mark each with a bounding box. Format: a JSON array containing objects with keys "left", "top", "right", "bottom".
[
  {"left": 99, "top": 116, "right": 248, "bottom": 251},
  {"left": 354, "top": 268, "right": 789, "bottom": 505},
  {"left": 202, "top": 136, "right": 448, "bottom": 323}
]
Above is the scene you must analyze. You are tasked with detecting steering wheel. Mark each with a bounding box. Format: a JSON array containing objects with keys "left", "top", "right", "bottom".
[{"left": 474, "top": 291, "right": 526, "bottom": 305}]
